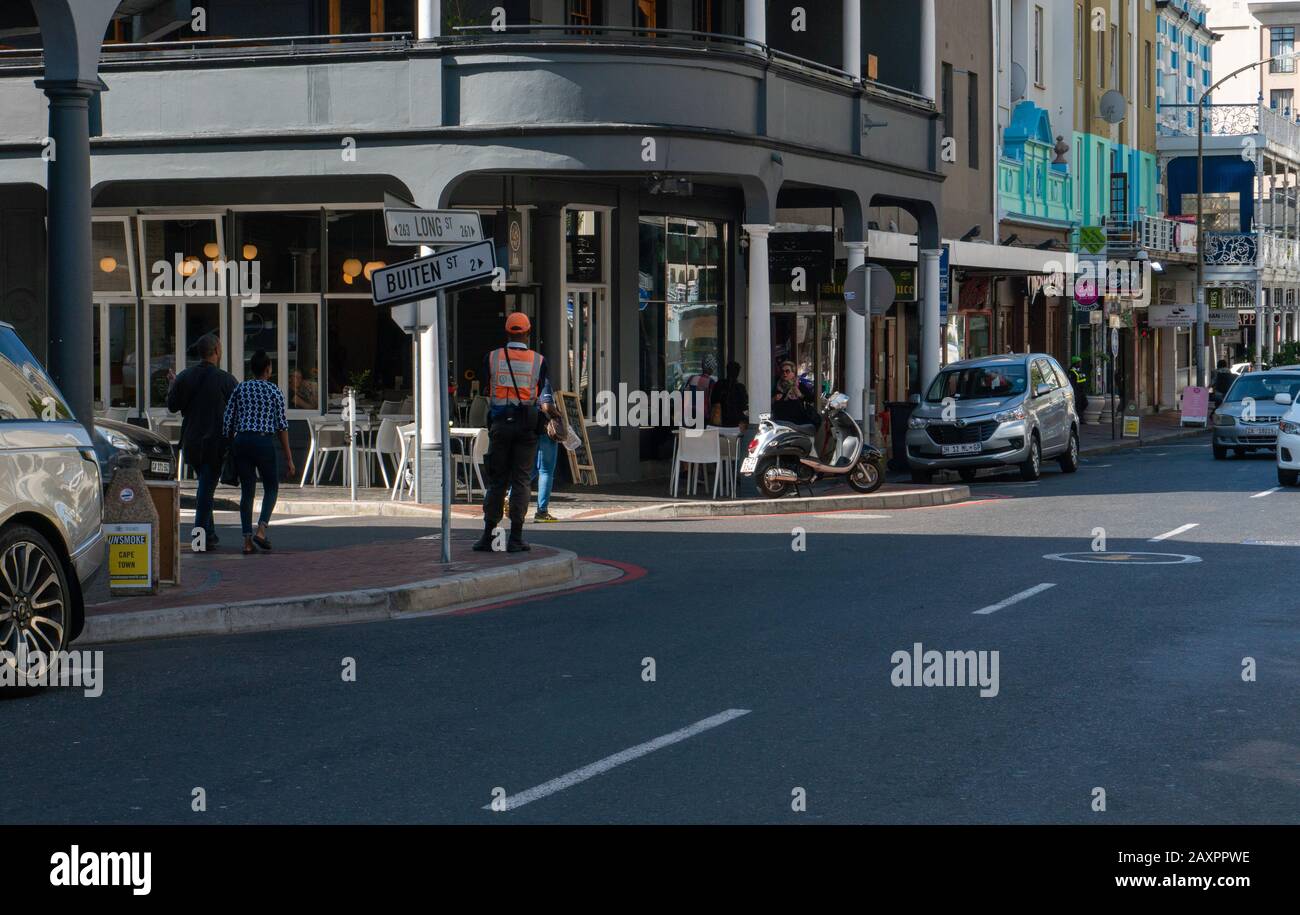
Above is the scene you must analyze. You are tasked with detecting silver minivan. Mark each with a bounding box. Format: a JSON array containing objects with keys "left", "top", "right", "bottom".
[
  {"left": 906, "top": 353, "right": 1080, "bottom": 483},
  {"left": 0, "top": 322, "right": 103, "bottom": 663}
]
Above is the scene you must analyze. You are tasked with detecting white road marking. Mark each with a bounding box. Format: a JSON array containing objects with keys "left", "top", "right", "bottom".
[
  {"left": 271, "top": 514, "right": 351, "bottom": 526},
  {"left": 973, "top": 582, "right": 1057, "bottom": 616},
  {"left": 1251, "top": 487, "right": 1281, "bottom": 499},
  {"left": 1150, "top": 523, "right": 1199, "bottom": 542},
  {"left": 484, "top": 708, "right": 751, "bottom": 812}
]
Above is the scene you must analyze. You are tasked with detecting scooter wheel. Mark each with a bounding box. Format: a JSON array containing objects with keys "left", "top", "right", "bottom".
[
  {"left": 848, "top": 459, "right": 883, "bottom": 493},
  {"left": 754, "top": 460, "right": 789, "bottom": 499}
]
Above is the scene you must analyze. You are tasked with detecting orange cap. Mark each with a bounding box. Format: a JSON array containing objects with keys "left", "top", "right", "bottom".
[{"left": 505, "top": 312, "right": 531, "bottom": 334}]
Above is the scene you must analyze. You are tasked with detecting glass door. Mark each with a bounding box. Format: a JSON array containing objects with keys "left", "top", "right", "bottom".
[{"left": 564, "top": 286, "right": 610, "bottom": 420}]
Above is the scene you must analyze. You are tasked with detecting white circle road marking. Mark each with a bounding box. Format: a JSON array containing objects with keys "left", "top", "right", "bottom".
[{"left": 1043, "top": 551, "right": 1202, "bottom": 565}]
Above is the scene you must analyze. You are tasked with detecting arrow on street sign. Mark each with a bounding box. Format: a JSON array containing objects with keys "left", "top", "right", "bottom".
[
  {"left": 371, "top": 240, "right": 497, "bottom": 307},
  {"left": 384, "top": 207, "right": 484, "bottom": 246}
]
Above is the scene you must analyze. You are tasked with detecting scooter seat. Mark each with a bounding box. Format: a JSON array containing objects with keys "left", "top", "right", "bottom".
[{"left": 781, "top": 423, "right": 817, "bottom": 436}]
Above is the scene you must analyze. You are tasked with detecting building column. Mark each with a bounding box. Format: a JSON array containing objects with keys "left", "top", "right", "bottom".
[
  {"left": 920, "top": 248, "right": 942, "bottom": 393},
  {"left": 744, "top": 225, "right": 773, "bottom": 417},
  {"left": 844, "top": 241, "right": 869, "bottom": 421},
  {"left": 843, "top": 0, "right": 862, "bottom": 81},
  {"left": 744, "top": 0, "right": 766, "bottom": 46},
  {"left": 41, "top": 80, "right": 97, "bottom": 433},
  {"left": 919, "top": 0, "right": 937, "bottom": 102},
  {"left": 1255, "top": 283, "right": 1265, "bottom": 369},
  {"left": 417, "top": 0, "right": 440, "bottom": 40}
]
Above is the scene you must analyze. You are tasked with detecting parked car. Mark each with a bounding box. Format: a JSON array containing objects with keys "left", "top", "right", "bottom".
[
  {"left": 906, "top": 353, "right": 1080, "bottom": 483},
  {"left": 1210, "top": 370, "right": 1300, "bottom": 459},
  {"left": 1276, "top": 394, "right": 1300, "bottom": 486},
  {"left": 93, "top": 417, "right": 176, "bottom": 489},
  {"left": 0, "top": 322, "right": 103, "bottom": 662}
]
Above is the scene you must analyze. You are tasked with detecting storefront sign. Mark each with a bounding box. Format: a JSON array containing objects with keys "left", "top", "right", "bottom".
[
  {"left": 1147, "top": 304, "right": 1195, "bottom": 328},
  {"left": 104, "top": 523, "right": 152, "bottom": 590},
  {"left": 888, "top": 266, "right": 917, "bottom": 302},
  {"left": 1181, "top": 386, "right": 1210, "bottom": 426},
  {"left": 499, "top": 208, "right": 524, "bottom": 274},
  {"left": 938, "top": 245, "right": 950, "bottom": 320},
  {"left": 1208, "top": 309, "right": 1239, "bottom": 330},
  {"left": 1079, "top": 226, "right": 1106, "bottom": 254},
  {"left": 371, "top": 240, "right": 497, "bottom": 307},
  {"left": 769, "top": 232, "right": 834, "bottom": 287},
  {"left": 384, "top": 208, "right": 483, "bottom": 246}
]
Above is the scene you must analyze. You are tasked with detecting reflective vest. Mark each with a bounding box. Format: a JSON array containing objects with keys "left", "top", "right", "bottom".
[{"left": 489, "top": 346, "right": 542, "bottom": 407}]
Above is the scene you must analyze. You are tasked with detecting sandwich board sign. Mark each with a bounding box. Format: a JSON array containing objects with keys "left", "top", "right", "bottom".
[{"left": 370, "top": 241, "right": 497, "bottom": 308}]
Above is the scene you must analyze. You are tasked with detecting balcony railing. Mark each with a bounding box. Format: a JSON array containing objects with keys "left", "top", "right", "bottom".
[
  {"left": 0, "top": 32, "right": 413, "bottom": 68},
  {"left": 1261, "top": 233, "right": 1300, "bottom": 272},
  {"left": 1135, "top": 215, "right": 1197, "bottom": 256},
  {"left": 1204, "top": 231, "right": 1257, "bottom": 266},
  {"left": 1158, "top": 102, "right": 1300, "bottom": 153}
]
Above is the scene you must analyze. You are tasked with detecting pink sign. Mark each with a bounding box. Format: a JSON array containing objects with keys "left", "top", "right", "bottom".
[{"left": 1181, "top": 386, "right": 1210, "bottom": 426}]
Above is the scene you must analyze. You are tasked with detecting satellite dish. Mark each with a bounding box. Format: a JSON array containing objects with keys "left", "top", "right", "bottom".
[
  {"left": 1010, "top": 63, "right": 1028, "bottom": 103},
  {"left": 1099, "top": 89, "right": 1127, "bottom": 124}
]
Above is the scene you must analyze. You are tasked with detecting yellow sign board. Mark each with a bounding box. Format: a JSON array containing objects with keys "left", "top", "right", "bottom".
[
  {"left": 105, "top": 523, "right": 152, "bottom": 590},
  {"left": 1122, "top": 416, "right": 1141, "bottom": 438}
]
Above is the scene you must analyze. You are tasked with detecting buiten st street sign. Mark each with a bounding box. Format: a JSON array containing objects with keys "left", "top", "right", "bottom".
[
  {"left": 384, "top": 208, "right": 483, "bottom": 246},
  {"left": 371, "top": 240, "right": 497, "bottom": 307}
]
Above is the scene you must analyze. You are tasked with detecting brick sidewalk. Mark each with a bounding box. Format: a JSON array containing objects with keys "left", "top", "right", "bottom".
[
  {"left": 87, "top": 534, "right": 562, "bottom": 617},
  {"left": 1079, "top": 410, "right": 1205, "bottom": 452}
]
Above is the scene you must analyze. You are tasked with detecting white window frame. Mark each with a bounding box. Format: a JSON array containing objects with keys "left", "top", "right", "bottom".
[
  {"left": 141, "top": 298, "right": 229, "bottom": 412},
  {"left": 136, "top": 212, "right": 227, "bottom": 297},
  {"left": 561, "top": 205, "right": 613, "bottom": 422},
  {"left": 1033, "top": 5, "right": 1044, "bottom": 87},
  {"left": 231, "top": 296, "right": 324, "bottom": 418},
  {"left": 92, "top": 216, "right": 139, "bottom": 412}
]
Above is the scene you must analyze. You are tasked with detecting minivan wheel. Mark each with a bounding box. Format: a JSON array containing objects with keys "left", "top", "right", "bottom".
[
  {"left": 1213, "top": 443, "right": 1228, "bottom": 460},
  {"left": 1059, "top": 429, "right": 1080, "bottom": 473},
  {"left": 1020, "top": 435, "right": 1042, "bottom": 481},
  {"left": 0, "top": 524, "right": 71, "bottom": 692}
]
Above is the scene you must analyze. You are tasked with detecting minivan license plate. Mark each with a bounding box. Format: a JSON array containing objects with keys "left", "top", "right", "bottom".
[
  {"left": 151, "top": 460, "right": 171, "bottom": 475},
  {"left": 941, "top": 443, "right": 982, "bottom": 456}
]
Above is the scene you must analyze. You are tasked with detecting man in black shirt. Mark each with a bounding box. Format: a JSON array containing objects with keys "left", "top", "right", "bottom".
[
  {"left": 166, "top": 333, "right": 237, "bottom": 548},
  {"left": 1211, "top": 359, "right": 1239, "bottom": 406}
]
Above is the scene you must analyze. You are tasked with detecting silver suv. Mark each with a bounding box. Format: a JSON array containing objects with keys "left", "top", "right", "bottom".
[
  {"left": 0, "top": 323, "right": 103, "bottom": 665},
  {"left": 906, "top": 353, "right": 1080, "bottom": 483}
]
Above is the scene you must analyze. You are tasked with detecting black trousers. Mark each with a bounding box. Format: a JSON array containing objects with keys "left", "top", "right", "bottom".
[{"left": 482, "top": 418, "right": 539, "bottom": 535}]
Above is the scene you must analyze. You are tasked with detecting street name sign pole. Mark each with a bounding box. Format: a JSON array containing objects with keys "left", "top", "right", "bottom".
[{"left": 378, "top": 214, "right": 492, "bottom": 564}]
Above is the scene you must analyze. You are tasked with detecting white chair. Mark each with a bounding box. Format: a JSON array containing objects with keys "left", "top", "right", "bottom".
[
  {"left": 391, "top": 423, "right": 417, "bottom": 501},
  {"left": 398, "top": 396, "right": 414, "bottom": 414},
  {"left": 302, "top": 417, "right": 348, "bottom": 487},
  {"left": 374, "top": 418, "right": 404, "bottom": 489},
  {"left": 453, "top": 429, "right": 489, "bottom": 502},
  {"left": 379, "top": 399, "right": 403, "bottom": 416},
  {"left": 467, "top": 395, "right": 490, "bottom": 428},
  {"left": 672, "top": 428, "right": 723, "bottom": 499}
]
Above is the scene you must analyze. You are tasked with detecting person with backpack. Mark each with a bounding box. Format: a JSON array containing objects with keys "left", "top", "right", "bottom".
[{"left": 166, "top": 333, "right": 236, "bottom": 550}]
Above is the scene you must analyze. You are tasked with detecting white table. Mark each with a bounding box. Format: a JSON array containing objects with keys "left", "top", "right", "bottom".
[
  {"left": 302, "top": 414, "right": 376, "bottom": 487},
  {"left": 670, "top": 426, "right": 743, "bottom": 499}
]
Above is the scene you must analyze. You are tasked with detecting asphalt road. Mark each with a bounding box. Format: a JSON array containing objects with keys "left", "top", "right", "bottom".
[{"left": 5, "top": 437, "right": 1299, "bottom": 824}]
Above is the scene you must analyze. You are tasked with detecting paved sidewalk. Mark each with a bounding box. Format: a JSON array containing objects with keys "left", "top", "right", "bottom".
[
  {"left": 1078, "top": 410, "right": 1208, "bottom": 455},
  {"left": 81, "top": 533, "right": 578, "bottom": 645}
]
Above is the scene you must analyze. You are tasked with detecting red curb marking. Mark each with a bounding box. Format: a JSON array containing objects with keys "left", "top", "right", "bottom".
[{"left": 441, "top": 558, "right": 648, "bottom": 617}]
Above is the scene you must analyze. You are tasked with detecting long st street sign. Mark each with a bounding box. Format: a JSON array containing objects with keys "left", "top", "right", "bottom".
[
  {"left": 371, "top": 240, "right": 497, "bottom": 307},
  {"left": 384, "top": 208, "right": 483, "bottom": 246}
]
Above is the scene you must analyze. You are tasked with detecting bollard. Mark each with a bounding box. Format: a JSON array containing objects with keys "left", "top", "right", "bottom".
[{"left": 102, "top": 454, "right": 160, "bottom": 596}]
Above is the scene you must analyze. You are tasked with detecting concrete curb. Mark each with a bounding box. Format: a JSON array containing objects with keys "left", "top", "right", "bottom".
[
  {"left": 200, "top": 484, "right": 972, "bottom": 521},
  {"left": 1079, "top": 426, "right": 1209, "bottom": 457},
  {"left": 78, "top": 548, "right": 578, "bottom": 646}
]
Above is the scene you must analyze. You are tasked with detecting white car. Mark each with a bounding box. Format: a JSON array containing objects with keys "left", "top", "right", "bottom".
[{"left": 1279, "top": 393, "right": 1300, "bottom": 487}]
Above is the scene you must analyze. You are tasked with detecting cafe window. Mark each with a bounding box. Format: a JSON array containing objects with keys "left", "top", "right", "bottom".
[
  {"left": 326, "top": 299, "right": 412, "bottom": 406},
  {"left": 92, "top": 219, "right": 134, "bottom": 295},
  {"left": 92, "top": 302, "right": 138, "bottom": 410},
  {"left": 145, "top": 300, "right": 225, "bottom": 409},
  {"left": 231, "top": 299, "right": 322, "bottom": 411},
  {"left": 325, "top": 210, "right": 409, "bottom": 296},
  {"left": 566, "top": 210, "right": 604, "bottom": 283},
  {"left": 233, "top": 211, "right": 322, "bottom": 294},
  {"left": 638, "top": 215, "right": 724, "bottom": 394},
  {"left": 138, "top": 215, "right": 224, "bottom": 295}
]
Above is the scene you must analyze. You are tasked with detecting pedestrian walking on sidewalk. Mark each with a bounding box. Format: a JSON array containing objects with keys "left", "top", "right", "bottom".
[
  {"left": 222, "top": 350, "right": 295, "bottom": 555},
  {"left": 166, "top": 333, "right": 236, "bottom": 550},
  {"left": 475, "top": 312, "right": 550, "bottom": 552}
]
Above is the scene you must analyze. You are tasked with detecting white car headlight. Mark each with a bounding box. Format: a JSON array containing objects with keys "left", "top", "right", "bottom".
[
  {"left": 909, "top": 416, "right": 929, "bottom": 430},
  {"left": 1280, "top": 419, "right": 1300, "bottom": 435},
  {"left": 1213, "top": 413, "right": 1236, "bottom": 427},
  {"left": 105, "top": 432, "right": 139, "bottom": 451},
  {"left": 994, "top": 406, "right": 1026, "bottom": 423}
]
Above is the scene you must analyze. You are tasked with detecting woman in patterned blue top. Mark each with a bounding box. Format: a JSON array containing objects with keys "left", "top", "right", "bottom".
[{"left": 223, "top": 350, "right": 295, "bottom": 554}]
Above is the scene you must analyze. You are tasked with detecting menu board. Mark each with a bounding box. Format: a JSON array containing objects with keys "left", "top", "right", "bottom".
[{"left": 556, "top": 391, "right": 597, "bottom": 486}]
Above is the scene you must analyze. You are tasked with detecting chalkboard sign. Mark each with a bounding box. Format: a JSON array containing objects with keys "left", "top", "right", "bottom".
[{"left": 556, "top": 391, "right": 597, "bottom": 486}]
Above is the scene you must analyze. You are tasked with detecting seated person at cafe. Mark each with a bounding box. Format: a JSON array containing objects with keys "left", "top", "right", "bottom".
[
  {"left": 772, "top": 360, "right": 815, "bottom": 425},
  {"left": 288, "top": 369, "right": 319, "bottom": 410}
]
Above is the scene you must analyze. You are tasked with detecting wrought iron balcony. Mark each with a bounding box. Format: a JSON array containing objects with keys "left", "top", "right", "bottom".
[
  {"left": 1203, "top": 232, "right": 1257, "bottom": 266},
  {"left": 1158, "top": 102, "right": 1300, "bottom": 154}
]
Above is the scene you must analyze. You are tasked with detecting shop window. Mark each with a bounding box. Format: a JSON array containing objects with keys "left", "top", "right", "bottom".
[
  {"left": 566, "top": 210, "right": 604, "bottom": 283},
  {"left": 139, "top": 216, "right": 223, "bottom": 295},
  {"left": 327, "top": 299, "right": 412, "bottom": 405},
  {"left": 234, "top": 211, "right": 322, "bottom": 294},
  {"left": 638, "top": 215, "right": 723, "bottom": 394},
  {"left": 93, "top": 220, "right": 133, "bottom": 294},
  {"left": 325, "top": 210, "right": 408, "bottom": 296},
  {"left": 146, "top": 301, "right": 223, "bottom": 408},
  {"left": 287, "top": 303, "right": 322, "bottom": 411},
  {"left": 241, "top": 303, "right": 279, "bottom": 384},
  {"left": 93, "top": 302, "right": 139, "bottom": 410}
]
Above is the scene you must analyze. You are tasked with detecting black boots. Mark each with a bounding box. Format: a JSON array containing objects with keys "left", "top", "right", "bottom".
[{"left": 471, "top": 525, "right": 530, "bottom": 552}]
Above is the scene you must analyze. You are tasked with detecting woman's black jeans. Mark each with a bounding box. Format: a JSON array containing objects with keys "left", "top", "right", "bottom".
[{"left": 233, "top": 431, "right": 279, "bottom": 537}]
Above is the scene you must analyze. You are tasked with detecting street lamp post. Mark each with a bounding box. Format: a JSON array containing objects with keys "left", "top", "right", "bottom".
[{"left": 1196, "top": 55, "right": 1282, "bottom": 386}]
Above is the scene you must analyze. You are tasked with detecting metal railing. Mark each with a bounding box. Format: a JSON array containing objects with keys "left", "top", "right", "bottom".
[
  {"left": 1135, "top": 214, "right": 1198, "bottom": 255},
  {"left": 1158, "top": 101, "right": 1300, "bottom": 153},
  {"left": 0, "top": 32, "right": 413, "bottom": 68},
  {"left": 1204, "top": 231, "right": 1258, "bottom": 265}
]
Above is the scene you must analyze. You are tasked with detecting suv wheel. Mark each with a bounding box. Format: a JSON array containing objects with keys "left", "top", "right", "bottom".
[
  {"left": 1020, "top": 434, "right": 1042, "bottom": 481},
  {"left": 0, "top": 524, "right": 71, "bottom": 691},
  {"left": 1213, "top": 443, "right": 1227, "bottom": 460},
  {"left": 1058, "top": 428, "right": 1080, "bottom": 473}
]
